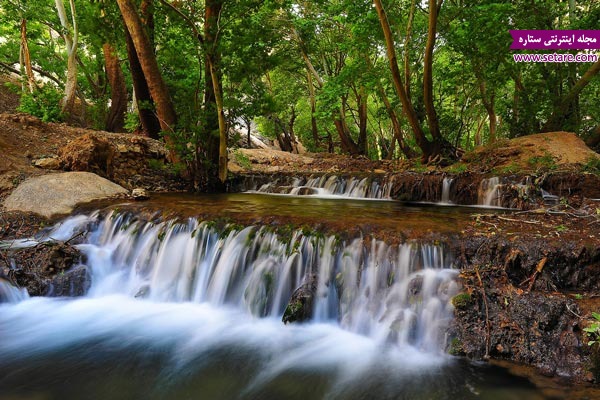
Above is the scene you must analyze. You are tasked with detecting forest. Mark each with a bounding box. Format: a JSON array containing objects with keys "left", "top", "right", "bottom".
[
  {"left": 1, "top": 0, "right": 599, "bottom": 188},
  {"left": 3, "top": 1, "right": 600, "bottom": 397}
]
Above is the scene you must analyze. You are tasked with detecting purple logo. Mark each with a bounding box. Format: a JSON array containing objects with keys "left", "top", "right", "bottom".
[{"left": 510, "top": 30, "right": 600, "bottom": 50}]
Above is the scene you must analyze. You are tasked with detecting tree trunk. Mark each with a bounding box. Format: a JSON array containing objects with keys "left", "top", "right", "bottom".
[
  {"left": 543, "top": 59, "right": 600, "bottom": 132},
  {"left": 203, "top": 0, "right": 227, "bottom": 183},
  {"left": 203, "top": 0, "right": 228, "bottom": 183},
  {"left": 357, "top": 86, "right": 368, "bottom": 155},
  {"left": 123, "top": 27, "right": 161, "bottom": 138},
  {"left": 403, "top": 0, "right": 416, "bottom": 100},
  {"left": 373, "top": 0, "right": 432, "bottom": 159},
  {"left": 477, "top": 78, "right": 496, "bottom": 143},
  {"left": 423, "top": 0, "right": 443, "bottom": 141},
  {"left": 334, "top": 101, "right": 360, "bottom": 155},
  {"left": 585, "top": 124, "right": 600, "bottom": 151},
  {"left": 20, "top": 19, "right": 35, "bottom": 93},
  {"left": 378, "top": 85, "right": 416, "bottom": 159},
  {"left": 103, "top": 43, "right": 127, "bottom": 132},
  {"left": 306, "top": 70, "right": 320, "bottom": 146},
  {"left": 55, "top": 0, "right": 78, "bottom": 117},
  {"left": 117, "top": 0, "right": 177, "bottom": 137}
]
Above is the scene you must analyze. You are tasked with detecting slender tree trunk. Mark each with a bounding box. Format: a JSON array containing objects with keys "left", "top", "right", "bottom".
[
  {"left": 543, "top": 59, "right": 600, "bottom": 132},
  {"left": 203, "top": 0, "right": 227, "bottom": 182},
  {"left": 403, "top": 0, "right": 416, "bottom": 99},
  {"left": 373, "top": 0, "right": 432, "bottom": 158},
  {"left": 334, "top": 101, "right": 360, "bottom": 155},
  {"left": 55, "top": 0, "right": 78, "bottom": 116},
  {"left": 357, "top": 86, "right": 368, "bottom": 155},
  {"left": 20, "top": 19, "right": 35, "bottom": 93},
  {"left": 207, "top": 56, "right": 228, "bottom": 182},
  {"left": 306, "top": 70, "right": 320, "bottom": 146},
  {"left": 103, "top": 43, "right": 127, "bottom": 132},
  {"left": 123, "top": 27, "right": 161, "bottom": 138},
  {"left": 477, "top": 78, "right": 496, "bottom": 143},
  {"left": 423, "top": 0, "right": 443, "bottom": 141},
  {"left": 117, "top": 0, "right": 178, "bottom": 161},
  {"left": 585, "top": 124, "right": 600, "bottom": 150}
]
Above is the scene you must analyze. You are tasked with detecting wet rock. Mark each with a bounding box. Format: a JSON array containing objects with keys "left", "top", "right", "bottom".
[
  {"left": 283, "top": 274, "right": 317, "bottom": 324},
  {"left": 132, "top": 188, "right": 150, "bottom": 201},
  {"left": 44, "top": 266, "right": 90, "bottom": 297},
  {"left": 3, "top": 241, "right": 90, "bottom": 297}
]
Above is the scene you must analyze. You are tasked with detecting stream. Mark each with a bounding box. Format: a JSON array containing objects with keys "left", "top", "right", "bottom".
[{"left": 0, "top": 193, "right": 592, "bottom": 399}]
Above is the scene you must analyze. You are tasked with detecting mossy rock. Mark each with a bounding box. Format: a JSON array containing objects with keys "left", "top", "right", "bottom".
[{"left": 452, "top": 293, "right": 472, "bottom": 310}]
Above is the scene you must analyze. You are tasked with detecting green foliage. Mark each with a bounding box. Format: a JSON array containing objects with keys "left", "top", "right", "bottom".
[
  {"left": 17, "top": 85, "right": 64, "bottom": 122},
  {"left": 124, "top": 112, "right": 140, "bottom": 133},
  {"left": 555, "top": 224, "right": 568, "bottom": 233},
  {"left": 527, "top": 153, "right": 557, "bottom": 171},
  {"left": 582, "top": 157, "right": 600, "bottom": 175},
  {"left": 232, "top": 150, "right": 252, "bottom": 170},
  {"left": 584, "top": 312, "right": 600, "bottom": 346}
]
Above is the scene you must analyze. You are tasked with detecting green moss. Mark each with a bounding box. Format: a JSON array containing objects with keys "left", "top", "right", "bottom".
[
  {"left": 446, "top": 163, "right": 467, "bottom": 174},
  {"left": 282, "top": 301, "right": 303, "bottom": 324},
  {"left": 451, "top": 293, "right": 472, "bottom": 309},
  {"left": 448, "top": 337, "right": 463, "bottom": 356}
]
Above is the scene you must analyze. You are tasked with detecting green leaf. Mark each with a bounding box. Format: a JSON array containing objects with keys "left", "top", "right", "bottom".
[{"left": 592, "top": 312, "right": 600, "bottom": 321}]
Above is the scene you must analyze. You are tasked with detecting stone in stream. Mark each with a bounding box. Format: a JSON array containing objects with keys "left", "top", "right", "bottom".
[
  {"left": 282, "top": 274, "right": 318, "bottom": 324},
  {"left": 4, "top": 241, "right": 90, "bottom": 297},
  {"left": 132, "top": 188, "right": 150, "bottom": 201},
  {"left": 3, "top": 172, "right": 128, "bottom": 218}
]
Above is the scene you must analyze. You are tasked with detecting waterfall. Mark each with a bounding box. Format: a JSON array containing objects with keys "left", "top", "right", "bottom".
[
  {"left": 441, "top": 177, "right": 454, "bottom": 204},
  {"left": 0, "top": 211, "right": 461, "bottom": 398},
  {"left": 0, "top": 278, "right": 29, "bottom": 303},
  {"left": 478, "top": 177, "right": 502, "bottom": 207},
  {"left": 251, "top": 174, "right": 391, "bottom": 200}
]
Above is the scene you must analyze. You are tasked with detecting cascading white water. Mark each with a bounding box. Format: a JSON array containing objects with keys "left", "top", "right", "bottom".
[
  {"left": 0, "top": 278, "right": 29, "bottom": 303},
  {"left": 478, "top": 177, "right": 502, "bottom": 207},
  {"left": 0, "top": 211, "right": 460, "bottom": 398},
  {"left": 441, "top": 177, "right": 454, "bottom": 204},
  {"left": 252, "top": 175, "right": 392, "bottom": 200}
]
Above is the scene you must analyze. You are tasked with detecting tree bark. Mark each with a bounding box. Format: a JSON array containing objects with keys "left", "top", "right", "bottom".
[
  {"left": 423, "top": 0, "right": 443, "bottom": 141},
  {"left": 117, "top": 0, "right": 177, "bottom": 138},
  {"left": 20, "top": 19, "right": 36, "bottom": 93},
  {"left": 55, "top": 0, "right": 78, "bottom": 116},
  {"left": 403, "top": 0, "right": 416, "bottom": 100},
  {"left": 543, "top": 59, "right": 600, "bottom": 132},
  {"left": 357, "top": 86, "right": 368, "bottom": 155},
  {"left": 306, "top": 70, "right": 320, "bottom": 146},
  {"left": 123, "top": 22, "right": 161, "bottom": 138},
  {"left": 204, "top": 0, "right": 228, "bottom": 183},
  {"left": 103, "top": 43, "right": 127, "bottom": 132},
  {"left": 478, "top": 78, "right": 496, "bottom": 143},
  {"left": 373, "top": 0, "right": 432, "bottom": 158}
]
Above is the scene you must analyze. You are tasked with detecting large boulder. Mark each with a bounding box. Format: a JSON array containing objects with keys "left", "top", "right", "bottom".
[{"left": 2, "top": 171, "right": 128, "bottom": 218}]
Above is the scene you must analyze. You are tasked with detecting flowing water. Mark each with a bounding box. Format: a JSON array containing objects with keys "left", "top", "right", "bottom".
[
  {"left": 478, "top": 177, "right": 502, "bottom": 207},
  {"left": 247, "top": 175, "right": 392, "bottom": 200},
  {"left": 0, "top": 194, "right": 580, "bottom": 399},
  {"left": 441, "top": 177, "right": 454, "bottom": 204}
]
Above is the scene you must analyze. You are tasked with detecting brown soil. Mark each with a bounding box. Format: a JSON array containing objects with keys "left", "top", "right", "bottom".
[{"left": 461, "top": 132, "right": 600, "bottom": 173}]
